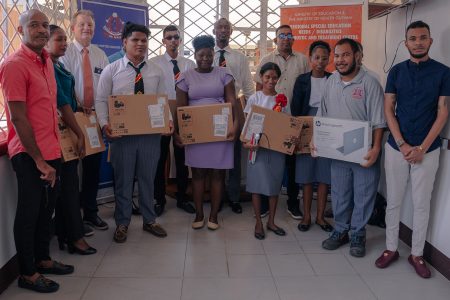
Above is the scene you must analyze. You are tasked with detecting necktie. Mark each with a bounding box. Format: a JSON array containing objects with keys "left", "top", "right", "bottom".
[
  {"left": 128, "top": 61, "right": 145, "bottom": 94},
  {"left": 82, "top": 47, "right": 94, "bottom": 108},
  {"left": 219, "top": 50, "right": 226, "bottom": 67},
  {"left": 171, "top": 59, "right": 180, "bottom": 82}
]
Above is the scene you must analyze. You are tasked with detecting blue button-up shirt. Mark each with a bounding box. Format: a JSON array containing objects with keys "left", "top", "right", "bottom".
[{"left": 386, "top": 59, "right": 450, "bottom": 152}]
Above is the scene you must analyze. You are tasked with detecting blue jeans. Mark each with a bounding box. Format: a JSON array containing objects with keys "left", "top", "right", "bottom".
[{"left": 330, "top": 159, "right": 380, "bottom": 237}]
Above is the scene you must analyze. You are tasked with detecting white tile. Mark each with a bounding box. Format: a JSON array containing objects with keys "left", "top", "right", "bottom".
[
  {"left": 184, "top": 250, "right": 228, "bottom": 278},
  {"left": 227, "top": 254, "right": 271, "bottom": 278},
  {"left": 226, "top": 239, "right": 265, "bottom": 255},
  {"left": 181, "top": 278, "right": 280, "bottom": 300},
  {"left": 361, "top": 272, "right": 450, "bottom": 300},
  {"left": 275, "top": 275, "right": 377, "bottom": 300},
  {"left": 0, "top": 277, "right": 90, "bottom": 300},
  {"left": 306, "top": 253, "right": 356, "bottom": 275},
  {"left": 267, "top": 254, "right": 314, "bottom": 277},
  {"left": 82, "top": 278, "right": 182, "bottom": 300},
  {"left": 94, "top": 241, "right": 186, "bottom": 277},
  {"left": 262, "top": 241, "right": 303, "bottom": 255}
]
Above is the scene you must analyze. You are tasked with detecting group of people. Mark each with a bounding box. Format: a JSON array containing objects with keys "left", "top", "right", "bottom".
[{"left": 0, "top": 7, "right": 449, "bottom": 294}]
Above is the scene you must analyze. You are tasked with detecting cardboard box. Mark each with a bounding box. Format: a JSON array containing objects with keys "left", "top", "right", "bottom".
[
  {"left": 177, "top": 103, "right": 233, "bottom": 144},
  {"left": 58, "top": 117, "right": 79, "bottom": 162},
  {"left": 313, "top": 117, "right": 372, "bottom": 164},
  {"left": 295, "top": 116, "right": 314, "bottom": 154},
  {"left": 240, "top": 105, "right": 303, "bottom": 155},
  {"left": 58, "top": 112, "right": 106, "bottom": 161},
  {"left": 74, "top": 112, "right": 106, "bottom": 156},
  {"left": 109, "top": 94, "right": 171, "bottom": 135}
]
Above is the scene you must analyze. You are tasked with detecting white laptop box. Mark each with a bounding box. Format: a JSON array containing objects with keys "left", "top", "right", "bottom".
[{"left": 313, "top": 117, "right": 372, "bottom": 164}]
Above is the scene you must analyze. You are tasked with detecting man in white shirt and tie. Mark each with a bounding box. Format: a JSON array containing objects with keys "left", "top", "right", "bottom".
[
  {"left": 149, "top": 25, "right": 196, "bottom": 215},
  {"left": 213, "top": 18, "right": 255, "bottom": 214},
  {"left": 60, "top": 9, "right": 109, "bottom": 234},
  {"left": 95, "top": 22, "right": 171, "bottom": 243}
]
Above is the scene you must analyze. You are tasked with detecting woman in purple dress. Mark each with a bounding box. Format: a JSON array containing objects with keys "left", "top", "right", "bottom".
[{"left": 175, "top": 35, "right": 239, "bottom": 230}]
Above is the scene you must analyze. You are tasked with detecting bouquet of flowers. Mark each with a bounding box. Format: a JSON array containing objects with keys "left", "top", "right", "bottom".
[{"left": 273, "top": 93, "right": 287, "bottom": 112}]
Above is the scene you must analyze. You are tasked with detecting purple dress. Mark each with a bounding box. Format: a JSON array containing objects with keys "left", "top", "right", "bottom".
[{"left": 176, "top": 67, "right": 234, "bottom": 169}]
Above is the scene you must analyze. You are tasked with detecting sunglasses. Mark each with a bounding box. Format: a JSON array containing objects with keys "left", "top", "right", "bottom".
[
  {"left": 165, "top": 35, "right": 180, "bottom": 41},
  {"left": 278, "top": 33, "right": 294, "bottom": 40}
]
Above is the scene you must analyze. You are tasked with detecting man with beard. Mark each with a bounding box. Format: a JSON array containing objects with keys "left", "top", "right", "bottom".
[
  {"left": 254, "top": 24, "right": 309, "bottom": 219},
  {"left": 149, "top": 25, "right": 196, "bottom": 215},
  {"left": 213, "top": 18, "right": 255, "bottom": 214},
  {"left": 318, "top": 38, "right": 385, "bottom": 257},
  {"left": 375, "top": 21, "right": 450, "bottom": 278}
]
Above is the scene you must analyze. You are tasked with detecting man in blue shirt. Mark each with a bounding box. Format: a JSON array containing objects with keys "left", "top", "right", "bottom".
[{"left": 376, "top": 21, "right": 450, "bottom": 278}]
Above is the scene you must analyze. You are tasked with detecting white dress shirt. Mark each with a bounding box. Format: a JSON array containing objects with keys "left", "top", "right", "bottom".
[
  {"left": 149, "top": 52, "right": 196, "bottom": 101},
  {"left": 213, "top": 46, "right": 255, "bottom": 99},
  {"left": 95, "top": 55, "right": 166, "bottom": 128},
  {"left": 254, "top": 50, "right": 310, "bottom": 114},
  {"left": 60, "top": 40, "right": 109, "bottom": 107}
]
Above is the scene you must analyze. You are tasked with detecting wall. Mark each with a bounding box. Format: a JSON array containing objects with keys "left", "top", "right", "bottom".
[{"left": 0, "top": 156, "right": 17, "bottom": 267}]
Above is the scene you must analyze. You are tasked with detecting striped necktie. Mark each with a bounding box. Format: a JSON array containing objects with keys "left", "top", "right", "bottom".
[
  {"left": 128, "top": 61, "right": 145, "bottom": 94},
  {"left": 171, "top": 59, "right": 180, "bottom": 82}
]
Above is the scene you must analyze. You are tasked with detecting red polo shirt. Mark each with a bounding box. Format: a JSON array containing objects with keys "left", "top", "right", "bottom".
[{"left": 0, "top": 44, "right": 60, "bottom": 160}]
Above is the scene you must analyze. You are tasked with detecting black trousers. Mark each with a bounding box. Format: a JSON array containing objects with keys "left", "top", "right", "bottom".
[
  {"left": 154, "top": 136, "right": 189, "bottom": 204},
  {"left": 80, "top": 152, "right": 102, "bottom": 220},
  {"left": 55, "top": 159, "right": 84, "bottom": 243},
  {"left": 11, "top": 153, "right": 60, "bottom": 276},
  {"left": 261, "top": 154, "right": 299, "bottom": 211}
]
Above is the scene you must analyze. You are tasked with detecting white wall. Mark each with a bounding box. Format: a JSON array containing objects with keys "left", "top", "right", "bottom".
[
  {"left": 304, "top": 0, "right": 450, "bottom": 257},
  {"left": 0, "top": 156, "right": 17, "bottom": 267}
]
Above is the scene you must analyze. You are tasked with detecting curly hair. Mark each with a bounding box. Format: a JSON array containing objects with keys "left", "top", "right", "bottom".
[{"left": 192, "top": 35, "right": 215, "bottom": 52}]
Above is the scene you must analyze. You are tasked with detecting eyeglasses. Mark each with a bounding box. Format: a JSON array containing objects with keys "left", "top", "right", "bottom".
[
  {"left": 165, "top": 35, "right": 180, "bottom": 41},
  {"left": 278, "top": 33, "right": 294, "bottom": 40}
]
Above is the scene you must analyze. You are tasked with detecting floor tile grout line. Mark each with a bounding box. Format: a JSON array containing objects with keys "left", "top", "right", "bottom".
[{"left": 342, "top": 250, "right": 379, "bottom": 300}]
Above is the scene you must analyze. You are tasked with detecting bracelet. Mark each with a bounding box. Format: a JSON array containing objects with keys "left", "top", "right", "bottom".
[{"left": 418, "top": 145, "right": 424, "bottom": 153}]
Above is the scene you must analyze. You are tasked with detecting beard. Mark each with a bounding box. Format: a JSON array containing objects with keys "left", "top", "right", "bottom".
[
  {"left": 408, "top": 48, "right": 429, "bottom": 59},
  {"left": 336, "top": 59, "right": 357, "bottom": 76}
]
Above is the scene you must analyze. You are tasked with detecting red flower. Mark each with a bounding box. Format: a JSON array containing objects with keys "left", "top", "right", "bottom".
[{"left": 273, "top": 93, "right": 287, "bottom": 112}]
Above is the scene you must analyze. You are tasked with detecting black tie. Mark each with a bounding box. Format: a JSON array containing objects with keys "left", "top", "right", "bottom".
[
  {"left": 171, "top": 59, "right": 180, "bottom": 82},
  {"left": 128, "top": 61, "right": 145, "bottom": 94},
  {"left": 219, "top": 50, "right": 226, "bottom": 67}
]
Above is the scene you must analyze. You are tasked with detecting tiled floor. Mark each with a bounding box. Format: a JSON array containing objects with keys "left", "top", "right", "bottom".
[{"left": 1, "top": 196, "right": 449, "bottom": 300}]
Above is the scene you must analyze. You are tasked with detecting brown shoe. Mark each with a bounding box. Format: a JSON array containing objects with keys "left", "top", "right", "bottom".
[
  {"left": 143, "top": 223, "right": 167, "bottom": 238},
  {"left": 113, "top": 225, "right": 128, "bottom": 243},
  {"left": 408, "top": 255, "right": 431, "bottom": 278},
  {"left": 375, "top": 250, "right": 399, "bottom": 268}
]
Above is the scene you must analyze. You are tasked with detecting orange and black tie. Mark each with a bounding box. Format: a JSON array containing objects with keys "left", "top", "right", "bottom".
[
  {"left": 171, "top": 59, "right": 181, "bottom": 83},
  {"left": 128, "top": 61, "right": 145, "bottom": 94}
]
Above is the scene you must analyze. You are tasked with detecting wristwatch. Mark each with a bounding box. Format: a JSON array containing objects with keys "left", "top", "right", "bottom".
[{"left": 395, "top": 139, "right": 405, "bottom": 147}]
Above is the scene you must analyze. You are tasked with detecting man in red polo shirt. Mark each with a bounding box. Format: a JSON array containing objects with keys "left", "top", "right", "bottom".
[{"left": 0, "top": 9, "right": 73, "bottom": 293}]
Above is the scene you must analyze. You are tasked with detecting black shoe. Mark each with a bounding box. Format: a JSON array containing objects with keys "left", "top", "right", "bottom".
[
  {"left": 84, "top": 216, "right": 108, "bottom": 230},
  {"left": 177, "top": 201, "right": 196, "bottom": 214},
  {"left": 254, "top": 230, "right": 265, "bottom": 240},
  {"left": 68, "top": 244, "right": 97, "bottom": 255},
  {"left": 230, "top": 202, "right": 242, "bottom": 214},
  {"left": 36, "top": 261, "right": 74, "bottom": 275},
  {"left": 349, "top": 235, "right": 366, "bottom": 257},
  {"left": 287, "top": 207, "right": 303, "bottom": 220},
  {"left": 154, "top": 203, "right": 165, "bottom": 216},
  {"left": 267, "top": 225, "right": 286, "bottom": 236},
  {"left": 316, "top": 220, "right": 334, "bottom": 232},
  {"left": 83, "top": 224, "right": 94, "bottom": 237},
  {"left": 18, "top": 275, "right": 59, "bottom": 293},
  {"left": 297, "top": 223, "right": 311, "bottom": 232},
  {"left": 322, "top": 231, "right": 349, "bottom": 250}
]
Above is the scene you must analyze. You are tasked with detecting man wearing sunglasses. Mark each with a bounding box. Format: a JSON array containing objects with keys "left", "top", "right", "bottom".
[
  {"left": 149, "top": 25, "right": 196, "bottom": 216},
  {"left": 254, "top": 24, "right": 309, "bottom": 220},
  {"left": 213, "top": 18, "right": 255, "bottom": 214}
]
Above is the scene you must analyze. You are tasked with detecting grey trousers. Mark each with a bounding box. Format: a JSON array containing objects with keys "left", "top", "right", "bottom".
[
  {"left": 110, "top": 134, "right": 160, "bottom": 226},
  {"left": 384, "top": 143, "right": 440, "bottom": 256},
  {"left": 331, "top": 158, "right": 380, "bottom": 236}
]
